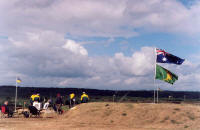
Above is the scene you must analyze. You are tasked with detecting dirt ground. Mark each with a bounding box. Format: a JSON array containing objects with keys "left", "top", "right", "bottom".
[{"left": 1, "top": 102, "right": 200, "bottom": 130}]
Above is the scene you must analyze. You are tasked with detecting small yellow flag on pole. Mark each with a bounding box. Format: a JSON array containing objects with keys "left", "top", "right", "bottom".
[
  {"left": 15, "top": 77, "right": 22, "bottom": 111},
  {"left": 16, "top": 77, "right": 22, "bottom": 83}
]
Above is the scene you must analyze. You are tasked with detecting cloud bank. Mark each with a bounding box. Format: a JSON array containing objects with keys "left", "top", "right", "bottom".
[
  {"left": 1, "top": 0, "right": 200, "bottom": 37},
  {"left": 0, "top": 31, "right": 198, "bottom": 90}
]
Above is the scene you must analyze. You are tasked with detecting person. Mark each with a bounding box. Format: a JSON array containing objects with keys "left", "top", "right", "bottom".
[
  {"left": 55, "top": 93, "right": 63, "bottom": 114},
  {"left": 23, "top": 101, "right": 29, "bottom": 110},
  {"left": 80, "top": 92, "right": 89, "bottom": 103},
  {"left": 69, "top": 93, "right": 76, "bottom": 108},
  {"left": 33, "top": 100, "right": 42, "bottom": 111},
  {"left": 43, "top": 99, "right": 51, "bottom": 110},
  {"left": 1, "top": 101, "right": 13, "bottom": 117},
  {"left": 30, "top": 93, "right": 36, "bottom": 105},
  {"left": 35, "top": 93, "right": 40, "bottom": 102},
  {"left": 30, "top": 93, "right": 40, "bottom": 105},
  {"left": 28, "top": 105, "right": 40, "bottom": 117}
]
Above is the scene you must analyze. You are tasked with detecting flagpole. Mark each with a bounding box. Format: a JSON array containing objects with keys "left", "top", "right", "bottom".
[
  {"left": 157, "top": 85, "right": 159, "bottom": 103},
  {"left": 154, "top": 79, "right": 156, "bottom": 103},
  {"left": 14, "top": 76, "right": 18, "bottom": 112},
  {"left": 154, "top": 47, "right": 157, "bottom": 103}
]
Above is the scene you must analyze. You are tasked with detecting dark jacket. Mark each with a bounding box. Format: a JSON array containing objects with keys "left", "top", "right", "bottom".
[{"left": 55, "top": 97, "right": 63, "bottom": 104}]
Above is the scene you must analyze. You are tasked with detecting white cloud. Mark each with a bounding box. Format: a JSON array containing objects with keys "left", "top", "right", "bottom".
[
  {"left": 0, "top": 31, "right": 200, "bottom": 90},
  {"left": 113, "top": 47, "right": 154, "bottom": 76},
  {"left": 124, "top": 77, "right": 139, "bottom": 85},
  {"left": 63, "top": 39, "right": 88, "bottom": 56},
  {"left": 1, "top": 31, "right": 92, "bottom": 79},
  {"left": 58, "top": 78, "right": 73, "bottom": 86},
  {"left": 1, "top": 0, "right": 200, "bottom": 37},
  {"left": 109, "top": 79, "right": 121, "bottom": 85},
  {"left": 0, "top": 30, "right": 155, "bottom": 89}
]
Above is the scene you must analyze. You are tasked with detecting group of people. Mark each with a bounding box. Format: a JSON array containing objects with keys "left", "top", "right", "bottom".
[
  {"left": 68, "top": 92, "right": 89, "bottom": 108},
  {"left": 30, "top": 91, "right": 90, "bottom": 114},
  {"left": 0, "top": 91, "right": 90, "bottom": 118}
]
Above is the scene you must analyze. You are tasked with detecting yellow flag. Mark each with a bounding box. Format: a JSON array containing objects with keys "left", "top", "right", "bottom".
[{"left": 16, "top": 77, "right": 22, "bottom": 83}]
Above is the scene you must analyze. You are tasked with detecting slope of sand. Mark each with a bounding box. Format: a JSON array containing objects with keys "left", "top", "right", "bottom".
[{"left": 0, "top": 102, "right": 200, "bottom": 130}]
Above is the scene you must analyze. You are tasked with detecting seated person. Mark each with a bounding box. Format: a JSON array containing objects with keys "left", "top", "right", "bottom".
[
  {"left": 1, "top": 101, "right": 13, "bottom": 117},
  {"left": 43, "top": 99, "right": 51, "bottom": 110},
  {"left": 30, "top": 93, "right": 40, "bottom": 105},
  {"left": 28, "top": 106, "right": 40, "bottom": 116},
  {"left": 33, "top": 101, "right": 42, "bottom": 111}
]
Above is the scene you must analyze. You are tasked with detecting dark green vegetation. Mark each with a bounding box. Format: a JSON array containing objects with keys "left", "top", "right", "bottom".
[{"left": 0, "top": 86, "right": 200, "bottom": 106}]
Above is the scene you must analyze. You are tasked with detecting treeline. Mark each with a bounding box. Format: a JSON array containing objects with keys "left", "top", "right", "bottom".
[{"left": 0, "top": 86, "right": 200, "bottom": 102}]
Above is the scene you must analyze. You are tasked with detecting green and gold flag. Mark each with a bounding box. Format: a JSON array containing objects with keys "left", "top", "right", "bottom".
[{"left": 155, "top": 64, "right": 178, "bottom": 84}]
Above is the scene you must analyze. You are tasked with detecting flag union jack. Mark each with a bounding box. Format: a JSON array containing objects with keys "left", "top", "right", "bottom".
[
  {"left": 156, "top": 48, "right": 184, "bottom": 65},
  {"left": 156, "top": 48, "right": 167, "bottom": 56},
  {"left": 156, "top": 48, "right": 168, "bottom": 62}
]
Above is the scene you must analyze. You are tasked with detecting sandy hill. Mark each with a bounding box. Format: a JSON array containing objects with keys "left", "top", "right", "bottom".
[{"left": 1, "top": 102, "right": 200, "bottom": 130}]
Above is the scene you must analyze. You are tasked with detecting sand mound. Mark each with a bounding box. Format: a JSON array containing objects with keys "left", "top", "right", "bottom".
[
  {"left": 1, "top": 102, "right": 200, "bottom": 130},
  {"left": 61, "top": 102, "right": 200, "bottom": 129}
]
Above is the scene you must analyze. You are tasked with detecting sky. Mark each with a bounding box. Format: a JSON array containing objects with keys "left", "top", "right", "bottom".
[{"left": 0, "top": 0, "right": 200, "bottom": 91}]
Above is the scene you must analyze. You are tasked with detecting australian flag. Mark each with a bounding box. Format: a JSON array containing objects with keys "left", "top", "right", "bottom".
[{"left": 156, "top": 48, "right": 185, "bottom": 65}]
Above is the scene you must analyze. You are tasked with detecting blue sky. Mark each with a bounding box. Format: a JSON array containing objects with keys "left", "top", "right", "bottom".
[
  {"left": 0, "top": 0, "right": 200, "bottom": 91},
  {"left": 179, "top": 0, "right": 198, "bottom": 7},
  {"left": 82, "top": 32, "right": 200, "bottom": 59}
]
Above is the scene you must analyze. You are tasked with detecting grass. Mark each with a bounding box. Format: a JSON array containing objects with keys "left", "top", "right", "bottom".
[
  {"left": 186, "top": 112, "right": 195, "bottom": 121},
  {"left": 105, "top": 104, "right": 109, "bottom": 107},
  {"left": 90, "top": 109, "right": 99, "bottom": 112},
  {"left": 187, "top": 115, "right": 195, "bottom": 120},
  {"left": 174, "top": 108, "right": 181, "bottom": 111},
  {"left": 170, "top": 120, "right": 181, "bottom": 124},
  {"left": 122, "top": 112, "right": 127, "bottom": 116},
  {"left": 172, "top": 108, "right": 181, "bottom": 114},
  {"left": 160, "top": 116, "right": 169, "bottom": 123},
  {"left": 103, "top": 110, "right": 112, "bottom": 117},
  {"left": 62, "top": 106, "right": 70, "bottom": 111},
  {"left": 126, "top": 103, "right": 133, "bottom": 109}
]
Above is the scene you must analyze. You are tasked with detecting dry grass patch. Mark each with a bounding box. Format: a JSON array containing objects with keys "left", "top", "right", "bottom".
[
  {"left": 170, "top": 119, "right": 182, "bottom": 124},
  {"left": 160, "top": 116, "right": 170, "bottom": 123},
  {"left": 174, "top": 108, "right": 181, "bottom": 111}
]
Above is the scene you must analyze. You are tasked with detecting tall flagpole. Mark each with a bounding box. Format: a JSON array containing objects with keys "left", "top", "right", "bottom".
[
  {"left": 157, "top": 86, "right": 159, "bottom": 103},
  {"left": 15, "top": 77, "right": 18, "bottom": 112},
  {"left": 154, "top": 47, "right": 157, "bottom": 103}
]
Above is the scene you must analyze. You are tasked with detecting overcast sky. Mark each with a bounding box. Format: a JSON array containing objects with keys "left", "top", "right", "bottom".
[{"left": 0, "top": 0, "right": 200, "bottom": 91}]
